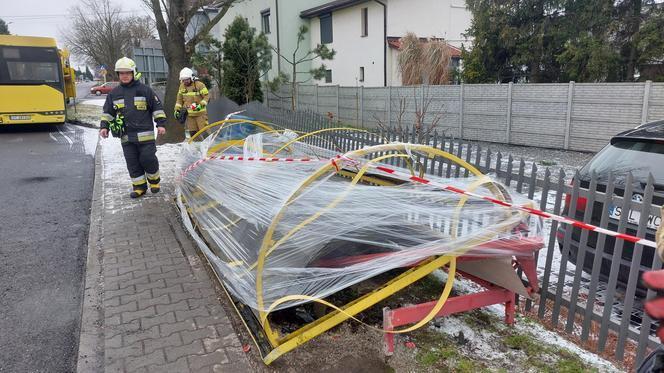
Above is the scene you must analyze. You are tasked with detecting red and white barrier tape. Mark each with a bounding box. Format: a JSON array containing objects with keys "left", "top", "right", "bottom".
[
  {"left": 180, "top": 155, "right": 323, "bottom": 177},
  {"left": 367, "top": 163, "right": 658, "bottom": 249},
  {"left": 180, "top": 154, "right": 657, "bottom": 249}
]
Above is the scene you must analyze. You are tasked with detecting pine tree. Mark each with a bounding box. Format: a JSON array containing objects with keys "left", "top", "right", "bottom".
[
  {"left": 0, "top": 19, "right": 9, "bottom": 35},
  {"left": 221, "top": 16, "right": 271, "bottom": 105},
  {"left": 85, "top": 66, "right": 94, "bottom": 81},
  {"left": 462, "top": 0, "right": 664, "bottom": 82}
]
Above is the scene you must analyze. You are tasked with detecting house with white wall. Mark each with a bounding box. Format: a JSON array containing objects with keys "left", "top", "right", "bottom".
[
  {"left": 300, "top": 0, "right": 471, "bottom": 86},
  {"left": 209, "top": 0, "right": 471, "bottom": 87},
  {"left": 212, "top": 0, "right": 331, "bottom": 83}
]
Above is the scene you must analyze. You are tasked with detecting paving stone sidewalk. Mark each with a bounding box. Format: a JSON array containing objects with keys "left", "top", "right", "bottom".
[{"left": 77, "top": 141, "right": 252, "bottom": 373}]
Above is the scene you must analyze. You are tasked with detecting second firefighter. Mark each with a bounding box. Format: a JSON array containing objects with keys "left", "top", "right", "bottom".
[{"left": 174, "top": 67, "right": 209, "bottom": 138}]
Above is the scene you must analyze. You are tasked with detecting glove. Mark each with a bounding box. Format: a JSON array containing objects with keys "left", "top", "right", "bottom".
[
  {"left": 174, "top": 110, "right": 181, "bottom": 119},
  {"left": 643, "top": 269, "right": 664, "bottom": 342},
  {"left": 108, "top": 113, "right": 125, "bottom": 138}
]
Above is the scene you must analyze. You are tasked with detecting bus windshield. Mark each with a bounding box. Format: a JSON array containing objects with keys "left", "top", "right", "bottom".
[{"left": 0, "top": 46, "right": 61, "bottom": 87}]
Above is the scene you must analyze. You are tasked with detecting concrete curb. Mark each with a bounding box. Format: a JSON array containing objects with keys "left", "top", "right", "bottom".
[{"left": 76, "top": 142, "right": 105, "bottom": 373}]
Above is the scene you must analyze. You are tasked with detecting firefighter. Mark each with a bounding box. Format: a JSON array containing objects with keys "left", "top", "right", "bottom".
[
  {"left": 174, "top": 67, "right": 209, "bottom": 139},
  {"left": 99, "top": 57, "right": 167, "bottom": 198}
]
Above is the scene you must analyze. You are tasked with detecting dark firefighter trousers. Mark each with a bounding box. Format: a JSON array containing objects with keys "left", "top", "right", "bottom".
[{"left": 122, "top": 141, "right": 160, "bottom": 190}]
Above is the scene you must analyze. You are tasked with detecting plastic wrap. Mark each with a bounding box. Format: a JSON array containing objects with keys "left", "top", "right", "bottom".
[{"left": 177, "top": 120, "right": 543, "bottom": 312}]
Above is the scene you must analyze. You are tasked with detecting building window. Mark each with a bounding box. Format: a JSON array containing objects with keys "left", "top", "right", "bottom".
[
  {"left": 320, "top": 14, "right": 333, "bottom": 44},
  {"left": 359, "top": 67, "right": 365, "bottom": 82},
  {"left": 324, "top": 69, "right": 332, "bottom": 83},
  {"left": 261, "top": 9, "right": 270, "bottom": 34},
  {"left": 361, "top": 8, "right": 368, "bottom": 37}
]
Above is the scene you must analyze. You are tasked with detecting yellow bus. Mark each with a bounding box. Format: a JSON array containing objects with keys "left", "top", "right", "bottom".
[{"left": 0, "top": 35, "right": 76, "bottom": 125}]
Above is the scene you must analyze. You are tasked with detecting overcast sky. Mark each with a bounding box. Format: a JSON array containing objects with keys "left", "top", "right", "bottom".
[{"left": 2, "top": 0, "right": 152, "bottom": 69}]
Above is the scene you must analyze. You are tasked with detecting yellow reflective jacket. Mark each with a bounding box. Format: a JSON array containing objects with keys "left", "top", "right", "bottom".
[{"left": 175, "top": 80, "right": 209, "bottom": 116}]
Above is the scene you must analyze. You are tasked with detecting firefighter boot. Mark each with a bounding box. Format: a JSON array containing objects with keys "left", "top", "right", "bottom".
[
  {"left": 130, "top": 185, "right": 147, "bottom": 198},
  {"left": 147, "top": 171, "right": 161, "bottom": 194},
  {"left": 130, "top": 176, "right": 148, "bottom": 198}
]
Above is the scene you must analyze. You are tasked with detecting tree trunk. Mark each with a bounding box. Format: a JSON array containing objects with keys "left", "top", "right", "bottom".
[
  {"left": 158, "top": 36, "right": 188, "bottom": 144},
  {"left": 625, "top": 0, "right": 642, "bottom": 81}
]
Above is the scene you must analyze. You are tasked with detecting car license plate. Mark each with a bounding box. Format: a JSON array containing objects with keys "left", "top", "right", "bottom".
[
  {"left": 10, "top": 115, "right": 30, "bottom": 121},
  {"left": 609, "top": 205, "right": 661, "bottom": 230}
]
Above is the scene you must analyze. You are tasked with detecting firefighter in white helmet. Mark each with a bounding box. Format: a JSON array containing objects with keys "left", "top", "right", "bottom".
[
  {"left": 99, "top": 57, "right": 167, "bottom": 198},
  {"left": 174, "top": 67, "right": 209, "bottom": 138}
]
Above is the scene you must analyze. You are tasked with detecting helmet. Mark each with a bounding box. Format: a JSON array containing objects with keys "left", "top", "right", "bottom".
[
  {"left": 179, "top": 67, "right": 194, "bottom": 80},
  {"left": 115, "top": 57, "right": 136, "bottom": 73}
]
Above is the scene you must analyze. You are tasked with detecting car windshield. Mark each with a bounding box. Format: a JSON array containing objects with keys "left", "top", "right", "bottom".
[{"left": 580, "top": 139, "right": 664, "bottom": 187}]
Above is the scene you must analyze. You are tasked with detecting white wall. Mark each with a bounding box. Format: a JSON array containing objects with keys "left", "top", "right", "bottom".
[
  {"left": 310, "top": 2, "right": 385, "bottom": 86},
  {"left": 387, "top": 47, "right": 400, "bottom": 86},
  {"left": 386, "top": 0, "right": 471, "bottom": 48},
  {"left": 214, "top": 0, "right": 332, "bottom": 83},
  {"left": 309, "top": 0, "right": 472, "bottom": 87},
  {"left": 212, "top": 0, "right": 472, "bottom": 88}
]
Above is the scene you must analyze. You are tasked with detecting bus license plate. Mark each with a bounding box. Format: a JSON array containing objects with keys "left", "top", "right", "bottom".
[{"left": 10, "top": 115, "right": 31, "bottom": 121}]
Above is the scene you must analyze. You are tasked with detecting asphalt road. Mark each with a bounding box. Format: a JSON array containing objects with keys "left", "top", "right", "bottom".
[{"left": 0, "top": 123, "right": 97, "bottom": 372}]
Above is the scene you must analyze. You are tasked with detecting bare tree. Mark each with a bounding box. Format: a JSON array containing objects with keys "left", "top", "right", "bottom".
[
  {"left": 126, "top": 16, "right": 157, "bottom": 47},
  {"left": 63, "top": 0, "right": 154, "bottom": 80},
  {"left": 373, "top": 86, "right": 445, "bottom": 142},
  {"left": 141, "top": 0, "right": 238, "bottom": 142}
]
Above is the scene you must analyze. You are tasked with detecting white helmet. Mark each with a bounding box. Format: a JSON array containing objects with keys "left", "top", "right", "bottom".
[
  {"left": 179, "top": 67, "right": 194, "bottom": 80},
  {"left": 115, "top": 57, "right": 136, "bottom": 73}
]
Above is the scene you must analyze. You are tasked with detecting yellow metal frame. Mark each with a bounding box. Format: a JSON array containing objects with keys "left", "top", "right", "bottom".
[
  {"left": 181, "top": 126, "right": 525, "bottom": 364},
  {"left": 252, "top": 143, "right": 517, "bottom": 364}
]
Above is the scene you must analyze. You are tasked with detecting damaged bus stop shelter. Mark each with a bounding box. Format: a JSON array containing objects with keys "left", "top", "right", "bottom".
[{"left": 175, "top": 100, "right": 546, "bottom": 364}]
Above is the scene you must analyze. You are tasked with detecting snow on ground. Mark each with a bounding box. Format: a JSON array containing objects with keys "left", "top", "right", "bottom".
[
  {"left": 79, "top": 99, "right": 105, "bottom": 107},
  {"left": 443, "top": 139, "right": 594, "bottom": 182},
  {"left": 431, "top": 270, "right": 622, "bottom": 372},
  {"left": 68, "top": 103, "right": 102, "bottom": 128},
  {"left": 100, "top": 138, "right": 184, "bottom": 183},
  {"left": 99, "top": 138, "right": 184, "bottom": 220}
]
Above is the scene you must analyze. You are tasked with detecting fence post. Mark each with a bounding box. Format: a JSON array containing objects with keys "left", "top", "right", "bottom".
[
  {"left": 266, "top": 88, "right": 271, "bottom": 109},
  {"left": 335, "top": 85, "right": 340, "bottom": 121},
  {"left": 641, "top": 80, "right": 652, "bottom": 125},
  {"left": 506, "top": 82, "right": 513, "bottom": 144},
  {"left": 280, "top": 85, "right": 285, "bottom": 110},
  {"left": 563, "top": 81, "right": 575, "bottom": 150},
  {"left": 459, "top": 83, "right": 464, "bottom": 139},
  {"left": 360, "top": 85, "right": 364, "bottom": 128},
  {"left": 315, "top": 84, "right": 319, "bottom": 114},
  {"left": 387, "top": 85, "right": 392, "bottom": 127}
]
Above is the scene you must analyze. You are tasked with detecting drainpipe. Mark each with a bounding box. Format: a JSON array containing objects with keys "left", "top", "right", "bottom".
[
  {"left": 374, "top": 0, "right": 387, "bottom": 87},
  {"left": 275, "top": 0, "right": 281, "bottom": 74}
]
